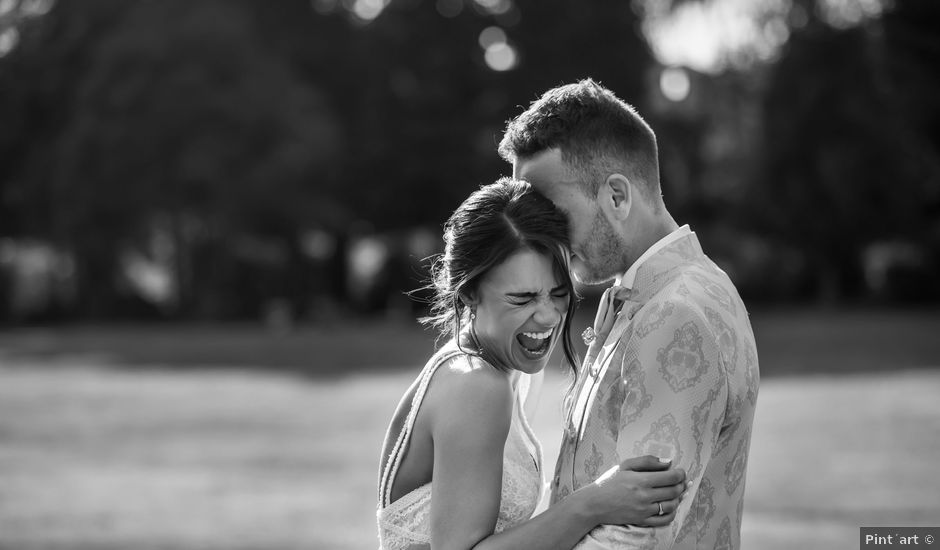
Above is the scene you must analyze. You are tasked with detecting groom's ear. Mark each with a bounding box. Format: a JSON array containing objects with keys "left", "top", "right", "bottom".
[{"left": 602, "top": 173, "right": 633, "bottom": 222}]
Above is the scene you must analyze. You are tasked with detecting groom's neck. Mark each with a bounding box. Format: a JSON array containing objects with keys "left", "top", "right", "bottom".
[{"left": 625, "top": 209, "right": 679, "bottom": 265}]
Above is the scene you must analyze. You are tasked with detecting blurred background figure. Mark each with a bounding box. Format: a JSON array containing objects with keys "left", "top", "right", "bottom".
[{"left": 0, "top": 1, "right": 938, "bottom": 549}]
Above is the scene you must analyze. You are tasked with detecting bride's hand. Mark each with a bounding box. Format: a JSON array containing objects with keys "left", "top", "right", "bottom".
[{"left": 577, "top": 455, "right": 688, "bottom": 527}]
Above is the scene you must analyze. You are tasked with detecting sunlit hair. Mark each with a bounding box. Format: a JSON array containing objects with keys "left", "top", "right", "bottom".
[
  {"left": 498, "top": 78, "right": 662, "bottom": 205},
  {"left": 422, "top": 177, "right": 579, "bottom": 373}
]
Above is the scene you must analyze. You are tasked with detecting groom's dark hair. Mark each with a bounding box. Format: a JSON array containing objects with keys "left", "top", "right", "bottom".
[
  {"left": 498, "top": 79, "right": 662, "bottom": 204},
  {"left": 421, "top": 177, "right": 579, "bottom": 373}
]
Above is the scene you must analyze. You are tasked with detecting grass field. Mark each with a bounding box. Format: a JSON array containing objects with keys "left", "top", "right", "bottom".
[{"left": 1, "top": 309, "right": 939, "bottom": 549}]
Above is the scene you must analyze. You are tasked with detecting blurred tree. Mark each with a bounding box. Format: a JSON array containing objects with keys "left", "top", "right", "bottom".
[
  {"left": 5, "top": 0, "right": 935, "bottom": 320},
  {"left": 752, "top": 0, "right": 940, "bottom": 302},
  {"left": 1, "top": 0, "right": 343, "bottom": 318},
  {"left": 302, "top": 0, "right": 656, "bottom": 308},
  {"left": 507, "top": 0, "right": 651, "bottom": 103},
  {"left": 339, "top": 0, "right": 491, "bottom": 229},
  {"left": 318, "top": 0, "right": 654, "bottom": 230}
]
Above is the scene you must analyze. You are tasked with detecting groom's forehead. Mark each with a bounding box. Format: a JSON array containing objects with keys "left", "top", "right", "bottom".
[{"left": 513, "top": 149, "right": 568, "bottom": 184}]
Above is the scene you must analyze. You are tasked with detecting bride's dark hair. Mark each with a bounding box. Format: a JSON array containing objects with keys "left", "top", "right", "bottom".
[{"left": 422, "top": 177, "right": 579, "bottom": 371}]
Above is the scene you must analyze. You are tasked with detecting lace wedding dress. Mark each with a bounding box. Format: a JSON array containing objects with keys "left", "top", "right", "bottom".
[{"left": 377, "top": 344, "right": 544, "bottom": 549}]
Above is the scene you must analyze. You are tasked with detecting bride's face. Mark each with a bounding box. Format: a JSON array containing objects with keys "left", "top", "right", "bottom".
[{"left": 470, "top": 248, "right": 569, "bottom": 374}]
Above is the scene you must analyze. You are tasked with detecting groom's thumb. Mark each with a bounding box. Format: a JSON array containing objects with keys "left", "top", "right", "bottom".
[{"left": 619, "top": 455, "right": 672, "bottom": 472}]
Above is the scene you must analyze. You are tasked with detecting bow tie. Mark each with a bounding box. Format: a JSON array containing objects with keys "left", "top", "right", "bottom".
[{"left": 580, "top": 285, "right": 641, "bottom": 377}]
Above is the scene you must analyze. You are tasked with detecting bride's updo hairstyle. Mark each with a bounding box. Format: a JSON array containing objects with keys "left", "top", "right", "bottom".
[{"left": 423, "top": 177, "right": 579, "bottom": 370}]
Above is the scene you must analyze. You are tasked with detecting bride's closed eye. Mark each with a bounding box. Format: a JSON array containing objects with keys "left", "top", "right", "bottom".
[{"left": 551, "top": 284, "right": 570, "bottom": 301}]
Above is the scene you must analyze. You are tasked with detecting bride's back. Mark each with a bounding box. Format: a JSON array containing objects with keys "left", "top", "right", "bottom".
[
  {"left": 378, "top": 352, "right": 449, "bottom": 504},
  {"left": 379, "top": 345, "right": 509, "bottom": 504}
]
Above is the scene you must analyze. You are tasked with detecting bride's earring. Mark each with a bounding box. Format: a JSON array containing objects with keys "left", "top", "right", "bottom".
[{"left": 469, "top": 311, "right": 483, "bottom": 356}]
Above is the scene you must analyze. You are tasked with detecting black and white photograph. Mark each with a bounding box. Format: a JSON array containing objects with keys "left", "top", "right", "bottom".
[{"left": 0, "top": 0, "right": 938, "bottom": 549}]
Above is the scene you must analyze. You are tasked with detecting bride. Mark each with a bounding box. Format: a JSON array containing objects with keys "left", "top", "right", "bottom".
[{"left": 378, "top": 178, "right": 687, "bottom": 549}]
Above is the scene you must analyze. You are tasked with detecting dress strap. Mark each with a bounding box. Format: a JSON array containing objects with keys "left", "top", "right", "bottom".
[
  {"left": 378, "top": 345, "right": 467, "bottom": 508},
  {"left": 513, "top": 373, "right": 545, "bottom": 503}
]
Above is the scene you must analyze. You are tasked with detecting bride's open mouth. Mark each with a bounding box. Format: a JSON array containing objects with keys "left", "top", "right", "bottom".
[{"left": 516, "top": 328, "right": 554, "bottom": 359}]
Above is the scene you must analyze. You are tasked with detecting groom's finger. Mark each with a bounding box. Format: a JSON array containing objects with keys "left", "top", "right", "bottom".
[{"left": 618, "top": 455, "right": 672, "bottom": 472}]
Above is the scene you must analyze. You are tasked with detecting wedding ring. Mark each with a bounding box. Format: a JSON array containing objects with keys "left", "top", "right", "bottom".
[
  {"left": 581, "top": 326, "right": 596, "bottom": 345},
  {"left": 657, "top": 502, "right": 664, "bottom": 516}
]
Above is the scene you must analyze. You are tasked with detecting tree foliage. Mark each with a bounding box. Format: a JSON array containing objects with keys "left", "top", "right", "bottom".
[
  {"left": 0, "top": 0, "right": 938, "bottom": 320},
  {"left": 752, "top": 0, "right": 940, "bottom": 300}
]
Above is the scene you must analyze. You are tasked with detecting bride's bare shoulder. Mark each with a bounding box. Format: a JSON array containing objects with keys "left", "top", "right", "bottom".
[
  {"left": 436, "top": 352, "right": 509, "bottom": 386},
  {"left": 424, "top": 353, "right": 512, "bottom": 421}
]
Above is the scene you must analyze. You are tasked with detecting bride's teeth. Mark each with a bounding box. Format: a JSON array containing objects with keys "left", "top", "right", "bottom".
[{"left": 522, "top": 330, "right": 553, "bottom": 339}]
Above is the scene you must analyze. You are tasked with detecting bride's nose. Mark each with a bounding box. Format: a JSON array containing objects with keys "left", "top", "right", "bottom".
[{"left": 532, "top": 297, "right": 562, "bottom": 325}]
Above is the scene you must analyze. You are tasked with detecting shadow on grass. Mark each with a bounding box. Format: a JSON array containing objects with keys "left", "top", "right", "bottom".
[{"left": 0, "top": 308, "right": 939, "bottom": 378}]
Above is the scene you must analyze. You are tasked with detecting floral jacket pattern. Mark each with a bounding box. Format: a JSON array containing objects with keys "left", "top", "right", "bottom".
[{"left": 552, "top": 232, "right": 759, "bottom": 549}]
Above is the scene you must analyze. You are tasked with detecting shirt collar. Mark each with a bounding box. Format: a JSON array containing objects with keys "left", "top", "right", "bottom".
[{"left": 615, "top": 224, "right": 692, "bottom": 290}]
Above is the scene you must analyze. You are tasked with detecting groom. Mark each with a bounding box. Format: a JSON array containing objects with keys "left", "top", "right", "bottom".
[{"left": 499, "top": 79, "right": 759, "bottom": 549}]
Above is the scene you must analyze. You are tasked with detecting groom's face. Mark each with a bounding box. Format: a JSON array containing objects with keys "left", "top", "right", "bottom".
[{"left": 514, "top": 149, "right": 625, "bottom": 284}]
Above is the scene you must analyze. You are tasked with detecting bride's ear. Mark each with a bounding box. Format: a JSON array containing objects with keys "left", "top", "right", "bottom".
[{"left": 458, "top": 290, "right": 479, "bottom": 310}]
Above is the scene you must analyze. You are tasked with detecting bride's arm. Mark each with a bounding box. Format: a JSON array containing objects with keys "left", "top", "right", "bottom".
[
  {"left": 427, "top": 362, "right": 519, "bottom": 547},
  {"left": 426, "top": 363, "right": 684, "bottom": 550}
]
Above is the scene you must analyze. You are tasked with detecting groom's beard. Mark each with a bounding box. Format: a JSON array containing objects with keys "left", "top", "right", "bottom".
[{"left": 573, "top": 210, "right": 628, "bottom": 285}]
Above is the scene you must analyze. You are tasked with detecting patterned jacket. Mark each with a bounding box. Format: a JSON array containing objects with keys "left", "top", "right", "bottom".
[{"left": 551, "top": 230, "right": 759, "bottom": 549}]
